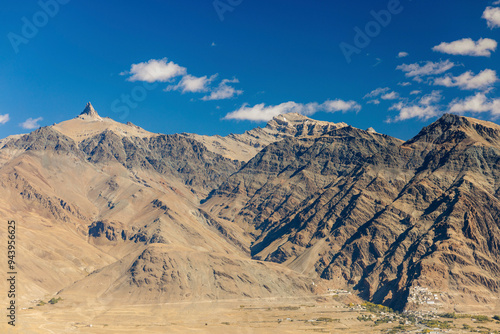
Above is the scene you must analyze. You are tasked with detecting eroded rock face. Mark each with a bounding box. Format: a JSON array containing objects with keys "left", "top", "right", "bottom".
[
  {"left": 78, "top": 132, "right": 241, "bottom": 195},
  {"left": 181, "top": 113, "right": 348, "bottom": 162},
  {"left": 88, "top": 220, "right": 128, "bottom": 242},
  {"left": 120, "top": 245, "right": 314, "bottom": 302},
  {"left": 3, "top": 126, "right": 82, "bottom": 156},
  {"left": 2, "top": 105, "right": 500, "bottom": 312},
  {"left": 203, "top": 114, "right": 500, "bottom": 311}
]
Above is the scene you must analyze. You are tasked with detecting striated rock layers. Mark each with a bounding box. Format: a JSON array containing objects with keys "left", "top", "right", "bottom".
[
  {"left": 1, "top": 104, "right": 499, "bottom": 312},
  {"left": 203, "top": 114, "right": 500, "bottom": 312}
]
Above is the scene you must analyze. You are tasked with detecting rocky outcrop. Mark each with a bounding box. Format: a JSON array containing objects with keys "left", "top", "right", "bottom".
[
  {"left": 78, "top": 132, "right": 241, "bottom": 194},
  {"left": 3, "top": 126, "right": 82, "bottom": 156},
  {"left": 88, "top": 220, "right": 128, "bottom": 242},
  {"left": 79, "top": 102, "right": 100, "bottom": 119}
]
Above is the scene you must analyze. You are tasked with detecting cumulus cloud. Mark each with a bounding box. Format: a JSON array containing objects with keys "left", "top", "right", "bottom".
[
  {"left": 448, "top": 93, "right": 500, "bottom": 114},
  {"left": 389, "top": 104, "right": 440, "bottom": 122},
  {"left": 419, "top": 90, "right": 442, "bottom": 106},
  {"left": 388, "top": 91, "right": 443, "bottom": 122},
  {"left": 322, "top": 99, "right": 362, "bottom": 112},
  {"left": 396, "top": 60, "right": 455, "bottom": 79},
  {"left": 381, "top": 91, "right": 400, "bottom": 100},
  {"left": 0, "top": 114, "right": 9, "bottom": 124},
  {"left": 398, "top": 82, "right": 412, "bottom": 87},
  {"left": 367, "top": 99, "right": 380, "bottom": 105},
  {"left": 410, "top": 90, "right": 422, "bottom": 95},
  {"left": 224, "top": 99, "right": 361, "bottom": 121},
  {"left": 397, "top": 52, "right": 409, "bottom": 58},
  {"left": 432, "top": 38, "right": 497, "bottom": 57},
  {"left": 483, "top": 6, "right": 500, "bottom": 29},
  {"left": 388, "top": 104, "right": 440, "bottom": 122},
  {"left": 123, "top": 58, "right": 187, "bottom": 83},
  {"left": 166, "top": 74, "right": 216, "bottom": 93},
  {"left": 363, "top": 87, "right": 390, "bottom": 99},
  {"left": 433, "top": 69, "right": 498, "bottom": 90},
  {"left": 123, "top": 58, "right": 244, "bottom": 100},
  {"left": 20, "top": 117, "right": 43, "bottom": 129},
  {"left": 202, "top": 78, "right": 243, "bottom": 101}
]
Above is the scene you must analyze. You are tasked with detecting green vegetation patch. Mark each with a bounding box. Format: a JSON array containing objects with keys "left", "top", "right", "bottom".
[
  {"left": 277, "top": 306, "right": 300, "bottom": 311},
  {"left": 362, "top": 302, "right": 395, "bottom": 314},
  {"left": 439, "top": 312, "right": 490, "bottom": 322},
  {"left": 316, "top": 317, "right": 339, "bottom": 323},
  {"left": 37, "top": 297, "right": 62, "bottom": 306},
  {"left": 48, "top": 297, "right": 62, "bottom": 304},
  {"left": 421, "top": 319, "right": 452, "bottom": 329}
]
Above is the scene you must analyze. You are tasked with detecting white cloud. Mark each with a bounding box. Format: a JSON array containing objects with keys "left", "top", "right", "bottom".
[
  {"left": 410, "top": 90, "right": 422, "bottom": 95},
  {"left": 166, "top": 74, "right": 216, "bottom": 93},
  {"left": 397, "top": 52, "right": 409, "bottom": 58},
  {"left": 388, "top": 91, "right": 443, "bottom": 122},
  {"left": 20, "top": 117, "right": 43, "bottom": 129},
  {"left": 322, "top": 99, "right": 362, "bottom": 112},
  {"left": 122, "top": 58, "right": 244, "bottom": 101},
  {"left": 0, "top": 114, "right": 9, "bottom": 124},
  {"left": 381, "top": 91, "right": 400, "bottom": 100},
  {"left": 224, "top": 99, "right": 361, "bottom": 121},
  {"left": 202, "top": 78, "right": 243, "bottom": 101},
  {"left": 419, "top": 91, "right": 442, "bottom": 106},
  {"left": 448, "top": 93, "right": 500, "bottom": 114},
  {"left": 396, "top": 60, "right": 455, "bottom": 79},
  {"left": 367, "top": 99, "right": 380, "bottom": 105},
  {"left": 398, "top": 82, "right": 412, "bottom": 87},
  {"left": 432, "top": 38, "right": 497, "bottom": 57},
  {"left": 363, "top": 87, "right": 390, "bottom": 99},
  {"left": 123, "top": 58, "right": 187, "bottom": 83},
  {"left": 388, "top": 103, "right": 440, "bottom": 122},
  {"left": 433, "top": 69, "right": 498, "bottom": 90},
  {"left": 483, "top": 6, "right": 500, "bottom": 29}
]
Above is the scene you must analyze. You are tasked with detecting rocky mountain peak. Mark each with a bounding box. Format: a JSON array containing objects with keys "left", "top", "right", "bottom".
[
  {"left": 79, "top": 102, "right": 100, "bottom": 119},
  {"left": 406, "top": 113, "right": 500, "bottom": 146},
  {"left": 265, "top": 112, "right": 348, "bottom": 137},
  {"left": 271, "top": 112, "right": 310, "bottom": 124},
  {"left": 49, "top": 103, "right": 154, "bottom": 143}
]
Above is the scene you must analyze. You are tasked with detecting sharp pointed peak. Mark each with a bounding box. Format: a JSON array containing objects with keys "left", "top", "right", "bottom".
[{"left": 79, "top": 102, "right": 100, "bottom": 118}]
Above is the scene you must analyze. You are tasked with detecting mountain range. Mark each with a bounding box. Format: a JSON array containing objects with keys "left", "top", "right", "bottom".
[{"left": 1, "top": 102, "right": 500, "bottom": 314}]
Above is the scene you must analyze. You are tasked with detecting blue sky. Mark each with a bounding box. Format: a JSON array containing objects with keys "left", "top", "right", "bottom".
[{"left": 1, "top": 0, "right": 500, "bottom": 140}]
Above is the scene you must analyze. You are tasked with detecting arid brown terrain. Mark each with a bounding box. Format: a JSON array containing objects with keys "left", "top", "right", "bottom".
[{"left": 1, "top": 103, "right": 500, "bottom": 333}]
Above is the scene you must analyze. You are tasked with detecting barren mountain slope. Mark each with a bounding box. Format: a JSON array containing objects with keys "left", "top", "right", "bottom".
[
  {"left": 0, "top": 105, "right": 316, "bottom": 307},
  {"left": 202, "top": 114, "right": 500, "bottom": 312},
  {"left": 182, "top": 113, "right": 348, "bottom": 161},
  {"left": 2, "top": 104, "right": 499, "bottom": 314},
  {"left": 52, "top": 102, "right": 157, "bottom": 143}
]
